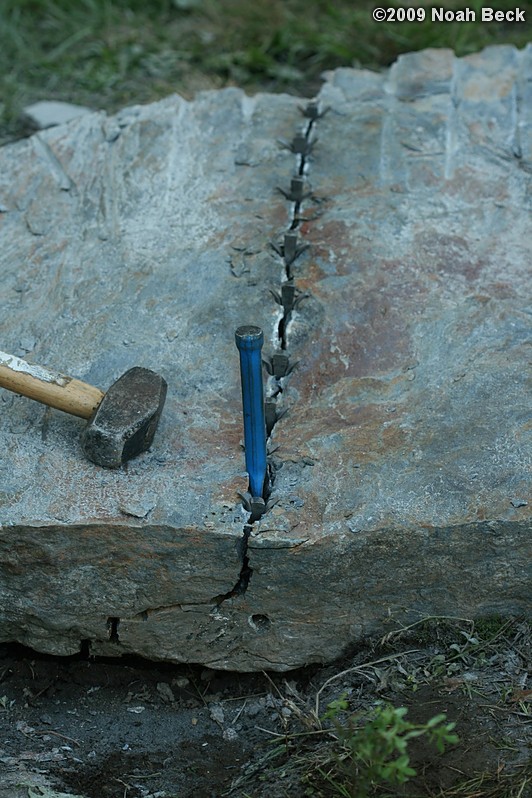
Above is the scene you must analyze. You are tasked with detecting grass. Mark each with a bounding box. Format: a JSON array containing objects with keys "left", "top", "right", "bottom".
[
  {"left": 435, "top": 767, "right": 532, "bottom": 798},
  {"left": 1, "top": 0, "right": 531, "bottom": 142},
  {"left": 227, "top": 616, "right": 531, "bottom": 798}
]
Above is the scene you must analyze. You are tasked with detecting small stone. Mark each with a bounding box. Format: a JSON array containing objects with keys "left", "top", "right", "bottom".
[
  {"left": 119, "top": 497, "right": 157, "bottom": 518},
  {"left": 209, "top": 704, "right": 225, "bottom": 725},
  {"left": 16, "top": 720, "right": 35, "bottom": 734},
  {"left": 172, "top": 676, "right": 190, "bottom": 689},
  {"left": 103, "top": 121, "right": 121, "bottom": 142},
  {"left": 245, "top": 701, "right": 262, "bottom": 718},
  {"left": 174, "top": 0, "right": 203, "bottom": 9},
  {"left": 22, "top": 100, "right": 93, "bottom": 130},
  {"left": 19, "top": 337, "right": 37, "bottom": 353},
  {"left": 156, "top": 682, "right": 175, "bottom": 703}
]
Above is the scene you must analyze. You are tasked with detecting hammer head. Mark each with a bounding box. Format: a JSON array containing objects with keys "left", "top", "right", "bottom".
[{"left": 81, "top": 367, "right": 167, "bottom": 468}]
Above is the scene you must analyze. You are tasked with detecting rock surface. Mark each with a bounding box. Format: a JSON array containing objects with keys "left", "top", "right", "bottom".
[{"left": 0, "top": 46, "right": 530, "bottom": 670}]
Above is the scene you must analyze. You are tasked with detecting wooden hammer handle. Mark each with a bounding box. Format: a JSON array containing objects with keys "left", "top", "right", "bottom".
[{"left": 0, "top": 351, "right": 104, "bottom": 420}]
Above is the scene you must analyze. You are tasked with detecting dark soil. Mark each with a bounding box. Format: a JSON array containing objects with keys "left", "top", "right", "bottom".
[{"left": 0, "top": 618, "right": 530, "bottom": 797}]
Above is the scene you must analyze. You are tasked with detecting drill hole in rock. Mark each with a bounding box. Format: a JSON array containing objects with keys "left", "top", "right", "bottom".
[
  {"left": 107, "top": 616, "right": 120, "bottom": 643},
  {"left": 248, "top": 614, "right": 271, "bottom": 633},
  {"left": 79, "top": 639, "right": 91, "bottom": 658}
]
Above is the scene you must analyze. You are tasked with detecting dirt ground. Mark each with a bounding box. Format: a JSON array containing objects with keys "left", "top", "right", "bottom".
[{"left": 0, "top": 617, "right": 530, "bottom": 798}]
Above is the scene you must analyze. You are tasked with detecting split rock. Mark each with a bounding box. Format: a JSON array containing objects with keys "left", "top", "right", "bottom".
[{"left": 0, "top": 46, "right": 530, "bottom": 670}]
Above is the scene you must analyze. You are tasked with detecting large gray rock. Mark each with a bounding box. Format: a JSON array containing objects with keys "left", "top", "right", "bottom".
[{"left": 0, "top": 46, "right": 530, "bottom": 671}]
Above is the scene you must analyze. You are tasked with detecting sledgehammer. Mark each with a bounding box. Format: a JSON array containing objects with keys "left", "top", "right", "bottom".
[{"left": 0, "top": 351, "right": 167, "bottom": 468}]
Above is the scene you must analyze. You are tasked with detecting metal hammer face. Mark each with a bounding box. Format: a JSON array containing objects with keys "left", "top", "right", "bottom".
[{"left": 81, "top": 367, "right": 167, "bottom": 468}]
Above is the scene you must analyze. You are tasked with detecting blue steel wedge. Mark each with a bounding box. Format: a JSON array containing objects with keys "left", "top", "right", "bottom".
[{"left": 235, "top": 325, "right": 268, "bottom": 499}]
